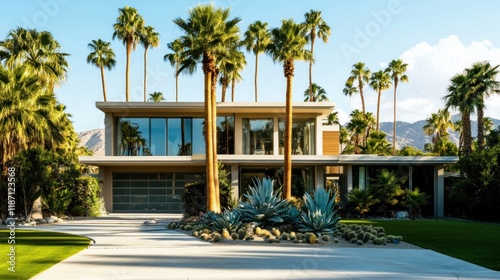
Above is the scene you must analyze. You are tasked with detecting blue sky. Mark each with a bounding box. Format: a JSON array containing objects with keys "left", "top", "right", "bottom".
[{"left": 2, "top": 0, "right": 500, "bottom": 132}]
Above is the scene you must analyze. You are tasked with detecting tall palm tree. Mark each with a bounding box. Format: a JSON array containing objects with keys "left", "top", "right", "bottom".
[
  {"left": 242, "top": 21, "right": 271, "bottom": 102},
  {"left": 423, "top": 109, "right": 454, "bottom": 146},
  {"left": 113, "top": 6, "right": 145, "bottom": 102},
  {"left": 346, "top": 110, "right": 368, "bottom": 154},
  {"left": 148, "top": 92, "right": 165, "bottom": 102},
  {"left": 369, "top": 70, "right": 392, "bottom": 131},
  {"left": 174, "top": 4, "right": 240, "bottom": 212},
  {"left": 346, "top": 62, "right": 371, "bottom": 114},
  {"left": 267, "top": 19, "right": 312, "bottom": 199},
  {"left": 304, "top": 10, "right": 331, "bottom": 102},
  {"left": 230, "top": 50, "right": 246, "bottom": 102},
  {"left": 466, "top": 62, "right": 500, "bottom": 149},
  {"left": 386, "top": 59, "right": 409, "bottom": 155},
  {"left": 140, "top": 25, "right": 160, "bottom": 102},
  {"left": 86, "top": 39, "right": 116, "bottom": 102},
  {"left": 0, "top": 27, "right": 69, "bottom": 90},
  {"left": 218, "top": 47, "right": 246, "bottom": 102},
  {"left": 343, "top": 81, "right": 358, "bottom": 100},
  {"left": 444, "top": 73, "right": 476, "bottom": 156},
  {"left": 303, "top": 83, "right": 328, "bottom": 102},
  {"left": 164, "top": 39, "right": 193, "bottom": 102},
  {"left": 453, "top": 119, "right": 463, "bottom": 153}
]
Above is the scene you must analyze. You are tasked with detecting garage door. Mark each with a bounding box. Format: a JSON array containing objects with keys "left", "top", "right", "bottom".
[{"left": 112, "top": 172, "right": 204, "bottom": 212}]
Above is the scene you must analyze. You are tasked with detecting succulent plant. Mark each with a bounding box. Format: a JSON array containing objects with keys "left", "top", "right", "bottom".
[
  {"left": 280, "top": 233, "right": 289, "bottom": 240},
  {"left": 363, "top": 232, "right": 371, "bottom": 243},
  {"left": 351, "top": 238, "right": 358, "bottom": 243},
  {"left": 192, "top": 231, "right": 199, "bottom": 237},
  {"left": 212, "top": 233, "right": 222, "bottom": 242},
  {"left": 308, "top": 234, "right": 317, "bottom": 244},
  {"left": 200, "top": 210, "right": 243, "bottom": 233},
  {"left": 272, "top": 228, "right": 281, "bottom": 237},
  {"left": 239, "top": 177, "right": 288, "bottom": 227},
  {"left": 334, "top": 238, "right": 339, "bottom": 243},
  {"left": 321, "top": 235, "right": 330, "bottom": 242},
  {"left": 373, "top": 238, "right": 384, "bottom": 245},
  {"left": 254, "top": 227, "right": 262, "bottom": 235},
  {"left": 298, "top": 188, "right": 341, "bottom": 236},
  {"left": 238, "top": 229, "right": 246, "bottom": 240},
  {"left": 222, "top": 229, "right": 230, "bottom": 239},
  {"left": 201, "top": 233, "right": 210, "bottom": 240},
  {"left": 356, "top": 240, "right": 364, "bottom": 246},
  {"left": 245, "top": 236, "right": 254, "bottom": 241},
  {"left": 231, "top": 233, "right": 239, "bottom": 240}
]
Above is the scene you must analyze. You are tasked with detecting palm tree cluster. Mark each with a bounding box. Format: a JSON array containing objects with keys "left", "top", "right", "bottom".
[
  {"left": 443, "top": 61, "right": 500, "bottom": 156},
  {"left": 0, "top": 28, "right": 81, "bottom": 164},
  {"left": 343, "top": 60, "right": 407, "bottom": 155}
]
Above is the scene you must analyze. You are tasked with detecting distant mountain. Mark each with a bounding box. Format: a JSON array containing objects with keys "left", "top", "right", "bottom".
[
  {"left": 77, "top": 129, "right": 104, "bottom": 156},
  {"left": 76, "top": 117, "right": 500, "bottom": 155},
  {"left": 379, "top": 116, "right": 500, "bottom": 150}
]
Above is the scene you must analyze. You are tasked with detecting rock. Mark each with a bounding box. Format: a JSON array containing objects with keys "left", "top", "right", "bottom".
[
  {"left": 144, "top": 220, "right": 158, "bottom": 225},
  {"left": 396, "top": 211, "right": 409, "bottom": 219},
  {"left": 37, "top": 218, "right": 47, "bottom": 224},
  {"left": 56, "top": 218, "right": 63, "bottom": 223},
  {"left": 47, "top": 218, "right": 55, "bottom": 223}
]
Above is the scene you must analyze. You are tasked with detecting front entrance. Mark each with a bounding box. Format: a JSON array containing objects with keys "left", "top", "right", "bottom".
[{"left": 112, "top": 172, "right": 204, "bottom": 212}]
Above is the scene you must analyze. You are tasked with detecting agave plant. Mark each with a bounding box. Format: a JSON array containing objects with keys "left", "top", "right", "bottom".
[
  {"left": 199, "top": 210, "right": 243, "bottom": 233},
  {"left": 299, "top": 188, "right": 341, "bottom": 236},
  {"left": 239, "top": 177, "right": 288, "bottom": 227}
]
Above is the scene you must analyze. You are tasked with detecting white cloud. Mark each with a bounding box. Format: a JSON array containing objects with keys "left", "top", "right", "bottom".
[{"left": 376, "top": 35, "right": 500, "bottom": 123}]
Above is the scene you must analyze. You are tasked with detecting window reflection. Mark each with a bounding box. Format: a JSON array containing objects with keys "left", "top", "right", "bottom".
[
  {"left": 217, "top": 116, "right": 234, "bottom": 154},
  {"left": 279, "top": 118, "right": 315, "bottom": 155},
  {"left": 117, "top": 118, "right": 149, "bottom": 156},
  {"left": 242, "top": 119, "right": 273, "bottom": 155}
]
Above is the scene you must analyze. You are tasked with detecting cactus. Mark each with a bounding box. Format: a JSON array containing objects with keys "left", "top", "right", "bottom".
[
  {"left": 245, "top": 236, "right": 254, "bottom": 241},
  {"left": 254, "top": 227, "right": 262, "bottom": 235},
  {"left": 356, "top": 240, "right": 364, "bottom": 246},
  {"left": 334, "top": 238, "right": 339, "bottom": 243},
  {"left": 294, "top": 239, "right": 301, "bottom": 243},
  {"left": 308, "top": 234, "right": 317, "bottom": 244},
  {"left": 202, "top": 229, "right": 210, "bottom": 234},
  {"left": 289, "top": 232, "right": 296, "bottom": 240},
  {"left": 272, "top": 228, "right": 281, "bottom": 237},
  {"left": 231, "top": 233, "right": 238, "bottom": 240},
  {"left": 280, "top": 233, "right": 289, "bottom": 240},
  {"left": 321, "top": 235, "right": 330, "bottom": 242},
  {"left": 356, "top": 232, "right": 364, "bottom": 240},
  {"left": 192, "top": 231, "right": 199, "bottom": 237},
  {"left": 201, "top": 233, "right": 209, "bottom": 241},
  {"left": 238, "top": 229, "right": 246, "bottom": 240},
  {"left": 347, "top": 231, "right": 356, "bottom": 241},
  {"left": 363, "top": 232, "right": 371, "bottom": 243},
  {"left": 222, "top": 229, "right": 230, "bottom": 239},
  {"left": 212, "top": 233, "right": 222, "bottom": 242},
  {"left": 351, "top": 238, "right": 358, "bottom": 244},
  {"left": 373, "top": 238, "right": 384, "bottom": 245}
]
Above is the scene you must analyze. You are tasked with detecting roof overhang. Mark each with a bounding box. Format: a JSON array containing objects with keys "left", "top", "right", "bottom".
[
  {"left": 95, "top": 102, "right": 336, "bottom": 117},
  {"left": 338, "top": 155, "right": 459, "bottom": 165}
]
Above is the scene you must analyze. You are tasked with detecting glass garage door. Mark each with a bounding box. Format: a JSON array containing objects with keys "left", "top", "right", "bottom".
[{"left": 113, "top": 172, "right": 204, "bottom": 212}]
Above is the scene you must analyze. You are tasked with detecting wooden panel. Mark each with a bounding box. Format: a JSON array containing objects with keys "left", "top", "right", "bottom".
[{"left": 323, "top": 131, "right": 340, "bottom": 155}]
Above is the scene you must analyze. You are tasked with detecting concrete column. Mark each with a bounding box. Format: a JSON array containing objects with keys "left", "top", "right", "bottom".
[
  {"left": 434, "top": 164, "right": 444, "bottom": 217},
  {"left": 104, "top": 113, "right": 113, "bottom": 156},
  {"left": 231, "top": 164, "right": 239, "bottom": 200},
  {"left": 234, "top": 114, "right": 242, "bottom": 154},
  {"left": 316, "top": 115, "right": 323, "bottom": 155},
  {"left": 359, "top": 166, "right": 365, "bottom": 191},
  {"left": 100, "top": 167, "right": 113, "bottom": 213},
  {"left": 273, "top": 117, "right": 279, "bottom": 155},
  {"left": 347, "top": 165, "right": 353, "bottom": 193},
  {"left": 315, "top": 165, "right": 325, "bottom": 190}
]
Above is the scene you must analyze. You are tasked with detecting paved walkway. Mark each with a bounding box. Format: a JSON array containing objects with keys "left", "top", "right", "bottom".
[{"left": 24, "top": 214, "right": 499, "bottom": 280}]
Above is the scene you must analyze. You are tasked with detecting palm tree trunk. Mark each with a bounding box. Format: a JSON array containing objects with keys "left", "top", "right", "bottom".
[
  {"left": 203, "top": 59, "right": 216, "bottom": 212},
  {"left": 309, "top": 35, "right": 315, "bottom": 102},
  {"left": 463, "top": 112, "right": 472, "bottom": 156},
  {"left": 221, "top": 82, "right": 227, "bottom": 102},
  {"left": 231, "top": 76, "right": 236, "bottom": 102},
  {"left": 100, "top": 66, "right": 107, "bottom": 102},
  {"left": 175, "top": 62, "right": 179, "bottom": 102},
  {"left": 376, "top": 90, "right": 381, "bottom": 132},
  {"left": 392, "top": 79, "right": 398, "bottom": 155},
  {"left": 144, "top": 46, "right": 148, "bottom": 102},
  {"left": 358, "top": 76, "right": 365, "bottom": 114},
  {"left": 477, "top": 105, "right": 485, "bottom": 150},
  {"left": 211, "top": 70, "right": 220, "bottom": 212},
  {"left": 254, "top": 53, "right": 259, "bottom": 102},
  {"left": 126, "top": 41, "right": 131, "bottom": 102},
  {"left": 283, "top": 61, "right": 294, "bottom": 199}
]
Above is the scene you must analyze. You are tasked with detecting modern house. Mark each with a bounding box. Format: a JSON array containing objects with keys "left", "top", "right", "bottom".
[{"left": 79, "top": 101, "right": 458, "bottom": 216}]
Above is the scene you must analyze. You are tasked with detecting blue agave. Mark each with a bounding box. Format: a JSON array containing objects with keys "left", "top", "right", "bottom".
[
  {"left": 239, "top": 177, "right": 288, "bottom": 227},
  {"left": 299, "top": 188, "right": 341, "bottom": 236},
  {"left": 200, "top": 210, "right": 243, "bottom": 233}
]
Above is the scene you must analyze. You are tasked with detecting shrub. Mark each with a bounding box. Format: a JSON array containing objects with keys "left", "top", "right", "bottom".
[
  {"left": 298, "top": 188, "right": 341, "bottom": 236},
  {"left": 239, "top": 177, "right": 288, "bottom": 227},
  {"left": 199, "top": 210, "right": 243, "bottom": 233},
  {"left": 68, "top": 176, "right": 106, "bottom": 217}
]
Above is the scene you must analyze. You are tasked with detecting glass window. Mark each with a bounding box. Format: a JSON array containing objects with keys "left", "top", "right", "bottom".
[
  {"left": 192, "top": 118, "right": 205, "bottom": 155},
  {"left": 116, "top": 118, "right": 149, "bottom": 156},
  {"left": 150, "top": 118, "right": 166, "bottom": 156},
  {"left": 167, "top": 118, "right": 192, "bottom": 156},
  {"left": 279, "top": 118, "right": 315, "bottom": 155},
  {"left": 242, "top": 118, "right": 274, "bottom": 155},
  {"left": 217, "top": 116, "right": 234, "bottom": 154}
]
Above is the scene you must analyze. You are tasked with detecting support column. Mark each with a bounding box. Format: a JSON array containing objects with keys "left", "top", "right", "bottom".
[
  {"left": 231, "top": 164, "right": 239, "bottom": 201},
  {"left": 347, "top": 165, "right": 353, "bottom": 193},
  {"left": 315, "top": 165, "right": 325, "bottom": 190},
  {"left": 234, "top": 115, "right": 242, "bottom": 154},
  {"left": 409, "top": 165, "right": 413, "bottom": 191},
  {"left": 434, "top": 164, "right": 444, "bottom": 217},
  {"left": 104, "top": 113, "right": 113, "bottom": 156}
]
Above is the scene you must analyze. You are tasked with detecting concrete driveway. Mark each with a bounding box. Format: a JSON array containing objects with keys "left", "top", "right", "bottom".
[{"left": 25, "top": 214, "right": 499, "bottom": 280}]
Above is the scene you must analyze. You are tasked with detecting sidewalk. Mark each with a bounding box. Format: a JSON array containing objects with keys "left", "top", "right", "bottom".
[{"left": 27, "top": 214, "right": 500, "bottom": 280}]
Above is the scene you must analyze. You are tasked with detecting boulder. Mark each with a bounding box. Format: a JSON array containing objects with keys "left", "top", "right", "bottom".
[
  {"left": 395, "top": 211, "right": 409, "bottom": 219},
  {"left": 47, "top": 218, "right": 55, "bottom": 223},
  {"left": 37, "top": 218, "right": 47, "bottom": 224}
]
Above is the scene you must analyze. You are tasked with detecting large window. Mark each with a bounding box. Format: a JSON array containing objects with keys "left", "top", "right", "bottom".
[
  {"left": 278, "top": 118, "right": 315, "bottom": 155},
  {"left": 115, "top": 116, "right": 234, "bottom": 156},
  {"left": 242, "top": 118, "right": 273, "bottom": 155}
]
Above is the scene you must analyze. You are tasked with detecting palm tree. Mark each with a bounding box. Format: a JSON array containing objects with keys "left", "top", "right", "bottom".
[
  {"left": 174, "top": 4, "right": 240, "bottom": 212},
  {"left": 466, "top": 62, "right": 500, "bottom": 149},
  {"left": 326, "top": 110, "right": 339, "bottom": 126},
  {"left": 423, "top": 109, "right": 454, "bottom": 146},
  {"left": 148, "top": 92, "right": 165, "bottom": 102},
  {"left": 303, "top": 83, "right": 328, "bottom": 102},
  {"left": 453, "top": 119, "right": 463, "bottom": 153},
  {"left": 119, "top": 121, "right": 146, "bottom": 156},
  {"left": 346, "top": 110, "right": 368, "bottom": 154},
  {"left": 140, "top": 25, "right": 160, "bottom": 102},
  {"left": 267, "top": 19, "right": 312, "bottom": 199},
  {"left": 86, "top": 39, "right": 116, "bottom": 102},
  {"left": 164, "top": 39, "right": 193, "bottom": 102},
  {"left": 444, "top": 73, "right": 476, "bottom": 156},
  {"left": 303, "top": 10, "right": 331, "bottom": 102},
  {"left": 242, "top": 21, "right": 271, "bottom": 102},
  {"left": 0, "top": 27, "right": 69, "bottom": 90},
  {"left": 113, "top": 6, "right": 145, "bottom": 102},
  {"left": 361, "top": 131, "right": 392, "bottom": 155},
  {"left": 483, "top": 117, "right": 494, "bottom": 135},
  {"left": 346, "top": 62, "right": 371, "bottom": 114},
  {"left": 369, "top": 70, "right": 392, "bottom": 131},
  {"left": 386, "top": 59, "right": 409, "bottom": 155},
  {"left": 218, "top": 47, "right": 246, "bottom": 102}
]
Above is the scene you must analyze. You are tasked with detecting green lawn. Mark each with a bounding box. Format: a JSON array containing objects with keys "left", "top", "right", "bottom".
[
  {"left": 342, "top": 219, "right": 500, "bottom": 271},
  {"left": 0, "top": 229, "right": 90, "bottom": 280}
]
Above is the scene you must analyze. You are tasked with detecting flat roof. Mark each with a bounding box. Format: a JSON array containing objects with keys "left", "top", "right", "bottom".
[
  {"left": 96, "top": 102, "right": 336, "bottom": 116},
  {"left": 79, "top": 154, "right": 458, "bottom": 167}
]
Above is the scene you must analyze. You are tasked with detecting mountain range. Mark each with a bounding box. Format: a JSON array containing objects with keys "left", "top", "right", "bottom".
[{"left": 77, "top": 117, "right": 500, "bottom": 155}]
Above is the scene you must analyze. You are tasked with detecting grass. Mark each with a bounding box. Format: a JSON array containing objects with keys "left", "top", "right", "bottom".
[
  {"left": 0, "top": 229, "right": 90, "bottom": 280},
  {"left": 341, "top": 219, "right": 500, "bottom": 271}
]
